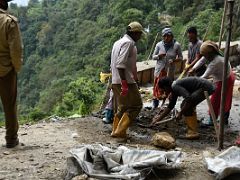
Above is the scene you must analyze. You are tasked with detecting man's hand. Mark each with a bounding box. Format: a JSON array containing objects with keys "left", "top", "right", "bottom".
[
  {"left": 158, "top": 53, "right": 166, "bottom": 59},
  {"left": 188, "top": 68, "right": 195, "bottom": 76},
  {"left": 176, "top": 112, "right": 182, "bottom": 121},
  {"left": 150, "top": 107, "right": 171, "bottom": 126},
  {"left": 150, "top": 114, "right": 162, "bottom": 126},
  {"left": 169, "top": 59, "right": 174, "bottom": 65},
  {"left": 184, "top": 63, "right": 191, "bottom": 72},
  {"left": 121, "top": 80, "right": 128, "bottom": 96}
]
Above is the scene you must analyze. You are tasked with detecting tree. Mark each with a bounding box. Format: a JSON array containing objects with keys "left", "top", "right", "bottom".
[{"left": 5, "top": 0, "right": 236, "bottom": 122}]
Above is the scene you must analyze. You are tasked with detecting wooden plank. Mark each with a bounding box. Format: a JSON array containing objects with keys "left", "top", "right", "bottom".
[{"left": 136, "top": 41, "right": 240, "bottom": 86}]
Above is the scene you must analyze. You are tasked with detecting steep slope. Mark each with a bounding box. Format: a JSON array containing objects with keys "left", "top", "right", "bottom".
[{"left": 2, "top": 0, "right": 239, "bottom": 121}]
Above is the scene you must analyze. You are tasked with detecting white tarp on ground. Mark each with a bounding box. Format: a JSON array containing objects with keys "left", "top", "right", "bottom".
[
  {"left": 204, "top": 146, "right": 240, "bottom": 180},
  {"left": 65, "top": 144, "right": 182, "bottom": 180}
]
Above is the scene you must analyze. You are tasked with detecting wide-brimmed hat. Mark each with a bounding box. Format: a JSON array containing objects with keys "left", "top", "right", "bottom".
[
  {"left": 162, "top": 28, "right": 173, "bottom": 36},
  {"left": 200, "top": 41, "right": 219, "bottom": 55},
  {"left": 127, "top": 21, "right": 146, "bottom": 34}
]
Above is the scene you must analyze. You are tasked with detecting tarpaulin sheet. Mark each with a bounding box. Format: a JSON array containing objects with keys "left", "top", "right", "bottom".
[
  {"left": 204, "top": 146, "right": 240, "bottom": 179},
  {"left": 67, "top": 144, "right": 182, "bottom": 180}
]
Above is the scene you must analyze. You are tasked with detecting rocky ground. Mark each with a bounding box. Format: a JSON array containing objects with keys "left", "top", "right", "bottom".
[
  {"left": 0, "top": 95, "right": 240, "bottom": 180},
  {"left": 2, "top": 42, "right": 240, "bottom": 180},
  {"left": 0, "top": 79, "right": 240, "bottom": 180}
]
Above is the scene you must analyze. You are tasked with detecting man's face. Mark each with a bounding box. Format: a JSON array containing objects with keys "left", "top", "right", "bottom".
[
  {"left": 187, "top": 33, "right": 197, "bottom": 43},
  {"left": 202, "top": 47, "right": 216, "bottom": 61},
  {"left": 163, "top": 34, "right": 173, "bottom": 43},
  {"left": 203, "top": 52, "right": 214, "bottom": 61},
  {"left": 134, "top": 31, "right": 143, "bottom": 42},
  {"left": 161, "top": 86, "right": 171, "bottom": 94},
  {"left": 0, "top": 0, "right": 8, "bottom": 10}
]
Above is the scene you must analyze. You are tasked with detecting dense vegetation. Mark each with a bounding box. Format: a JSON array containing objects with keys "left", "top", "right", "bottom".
[{"left": 0, "top": 0, "right": 239, "bottom": 121}]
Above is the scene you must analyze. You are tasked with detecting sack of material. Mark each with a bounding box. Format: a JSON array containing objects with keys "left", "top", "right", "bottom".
[
  {"left": 151, "top": 132, "right": 176, "bottom": 149},
  {"left": 65, "top": 144, "right": 182, "bottom": 180},
  {"left": 204, "top": 146, "right": 240, "bottom": 180}
]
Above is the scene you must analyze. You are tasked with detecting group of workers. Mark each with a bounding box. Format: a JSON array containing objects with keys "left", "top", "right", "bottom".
[
  {"left": 110, "top": 21, "right": 237, "bottom": 142},
  {"left": 0, "top": 0, "right": 238, "bottom": 149}
]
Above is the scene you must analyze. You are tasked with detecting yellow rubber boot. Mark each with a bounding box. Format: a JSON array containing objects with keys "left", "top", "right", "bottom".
[
  {"left": 111, "top": 115, "right": 120, "bottom": 137},
  {"left": 113, "top": 113, "right": 131, "bottom": 138},
  {"left": 185, "top": 113, "right": 199, "bottom": 140}
]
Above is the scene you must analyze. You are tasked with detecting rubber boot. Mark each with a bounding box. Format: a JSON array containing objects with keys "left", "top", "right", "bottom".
[
  {"left": 200, "top": 116, "right": 214, "bottom": 127},
  {"left": 112, "top": 113, "right": 131, "bottom": 138},
  {"left": 103, "top": 109, "right": 113, "bottom": 124},
  {"left": 153, "top": 99, "right": 159, "bottom": 109},
  {"left": 110, "top": 115, "right": 120, "bottom": 137},
  {"left": 185, "top": 113, "right": 199, "bottom": 140}
]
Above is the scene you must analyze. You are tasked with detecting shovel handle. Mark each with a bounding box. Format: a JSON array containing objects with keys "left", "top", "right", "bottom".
[{"left": 155, "top": 117, "right": 176, "bottom": 125}]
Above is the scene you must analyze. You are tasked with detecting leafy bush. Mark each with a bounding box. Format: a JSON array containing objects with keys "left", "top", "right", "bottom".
[
  {"left": 5, "top": 0, "right": 240, "bottom": 122},
  {"left": 28, "top": 108, "right": 46, "bottom": 121},
  {"left": 54, "top": 77, "right": 103, "bottom": 116}
]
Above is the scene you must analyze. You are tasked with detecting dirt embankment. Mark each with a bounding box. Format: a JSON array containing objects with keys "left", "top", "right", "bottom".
[
  {"left": 0, "top": 102, "right": 239, "bottom": 180},
  {"left": 0, "top": 86, "right": 240, "bottom": 180},
  {"left": 0, "top": 118, "right": 205, "bottom": 180}
]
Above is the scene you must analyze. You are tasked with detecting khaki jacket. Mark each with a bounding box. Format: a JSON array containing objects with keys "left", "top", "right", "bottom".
[{"left": 0, "top": 8, "right": 23, "bottom": 77}]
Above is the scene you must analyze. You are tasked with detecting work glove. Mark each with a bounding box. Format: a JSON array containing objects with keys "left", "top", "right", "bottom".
[
  {"left": 121, "top": 80, "right": 128, "bottom": 96},
  {"left": 184, "top": 63, "right": 191, "bottom": 71}
]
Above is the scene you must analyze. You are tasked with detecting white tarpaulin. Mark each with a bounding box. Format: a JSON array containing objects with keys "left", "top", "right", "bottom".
[
  {"left": 204, "top": 146, "right": 240, "bottom": 179},
  {"left": 65, "top": 144, "right": 182, "bottom": 180}
]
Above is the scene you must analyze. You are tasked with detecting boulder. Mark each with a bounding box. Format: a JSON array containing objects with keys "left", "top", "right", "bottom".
[{"left": 151, "top": 132, "right": 176, "bottom": 149}]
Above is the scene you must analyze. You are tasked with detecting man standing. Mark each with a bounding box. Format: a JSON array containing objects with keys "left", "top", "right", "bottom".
[
  {"left": 110, "top": 22, "right": 144, "bottom": 140},
  {"left": 185, "top": 27, "right": 206, "bottom": 76},
  {"left": 0, "top": 0, "right": 23, "bottom": 148},
  {"left": 151, "top": 77, "right": 215, "bottom": 139},
  {"left": 152, "top": 28, "right": 183, "bottom": 108}
]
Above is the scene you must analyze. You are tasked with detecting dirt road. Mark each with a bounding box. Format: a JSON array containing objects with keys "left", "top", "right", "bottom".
[
  {"left": 0, "top": 117, "right": 210, "bottom": 180},
  {"left": 0, "top": 98, "right": 239, "bottom": 179}
]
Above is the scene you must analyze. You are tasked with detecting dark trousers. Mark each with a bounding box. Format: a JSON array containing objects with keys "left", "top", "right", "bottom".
[
  {"left": 0, "top": 70, "right": 18, "bottom": 143},
  {"left": 181, "top": 88, "right": 214, "bottom": 116},
  {"left": 112, "top": 84, "right": 142, "bottom": 122}
]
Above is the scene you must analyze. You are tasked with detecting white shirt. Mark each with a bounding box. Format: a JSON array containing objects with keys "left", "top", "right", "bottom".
[
  {"left": 152, "top": 41, "right": 183, "bottom": 77},
  {"left": 199, "top": 55, "right": 231, "bottom": 83},
  {"left": 111, "top": 34, "right": 137, "bottom": 84},
  {"left": 188, "top": 39, "right": 202, "bottom": 64}
]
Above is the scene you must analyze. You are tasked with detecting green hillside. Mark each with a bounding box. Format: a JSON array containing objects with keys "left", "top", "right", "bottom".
[{"left": 1, "top": 0, "right": 239, "bottom": 121}]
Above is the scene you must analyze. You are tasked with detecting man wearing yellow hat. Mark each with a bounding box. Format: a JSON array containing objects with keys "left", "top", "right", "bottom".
[
  {"left": 110, "top": 22, "right": 144, "bottom": 140},
  {"left": 0, "top": 0, "right": 23, "bottom": 148}
]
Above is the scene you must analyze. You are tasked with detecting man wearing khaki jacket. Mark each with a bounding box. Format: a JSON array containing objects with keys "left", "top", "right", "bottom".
[{"left": 0, "top": 0, "right": 23, "bottom": 148}]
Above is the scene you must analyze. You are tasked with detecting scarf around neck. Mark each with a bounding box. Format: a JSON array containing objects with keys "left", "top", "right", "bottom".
[{"left": 163, "top": 40, "right": 175, "bottom": 52}]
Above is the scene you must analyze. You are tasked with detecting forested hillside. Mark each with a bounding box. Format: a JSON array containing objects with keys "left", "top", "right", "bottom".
[{"left": 1, "top": 0, "right": 239, "bottom": 121}]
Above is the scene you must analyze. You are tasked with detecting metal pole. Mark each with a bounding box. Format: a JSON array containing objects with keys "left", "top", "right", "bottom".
[
  {"left": 147, "top": 33, "right": 159, "bottom": 61},
  {"left": 219, "top": 0, "right": 228, "bottom": 48},
  {"left": 218, "top": 0, "right": 235, "bottom": 150}
]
